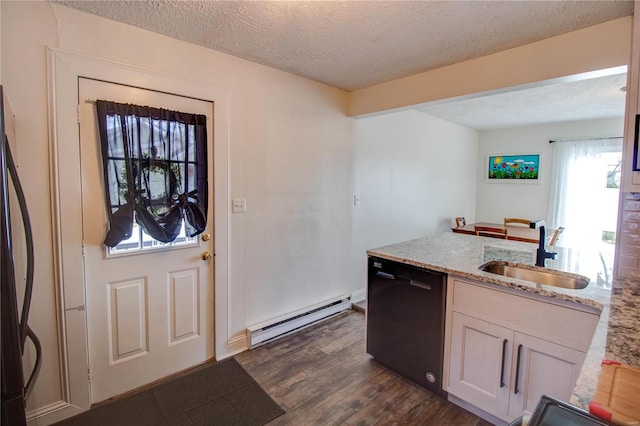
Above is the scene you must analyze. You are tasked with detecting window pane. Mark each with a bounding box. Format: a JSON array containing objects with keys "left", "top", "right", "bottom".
[
  {"left": 108, "top": 221, "right": 197, "bottom": 256},
  {"left": 108, "top": 223, "right": 142, "bottom": 254}
]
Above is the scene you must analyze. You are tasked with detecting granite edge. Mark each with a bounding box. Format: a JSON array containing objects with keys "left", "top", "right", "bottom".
[{"left": 366, "top": 249, "right": 603, "bottom": 312}]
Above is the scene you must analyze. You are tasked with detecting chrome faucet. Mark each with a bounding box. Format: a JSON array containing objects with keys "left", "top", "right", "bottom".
[{"left": 530, "top": 220, "right": 557, "bottom": 267}]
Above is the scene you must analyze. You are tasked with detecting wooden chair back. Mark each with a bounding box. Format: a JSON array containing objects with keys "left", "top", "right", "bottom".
[
  {"left": 455, "top": 217, "right": 466, "bottom": 227},
  {"left": 475, "top": 225, "right": 508, "bottom": 239},
  {"left": 549, "top": 226, "right": 565, "bottom": 246},
  {"left": 504, "top": 218, "right": 531, "bottom": 227}
]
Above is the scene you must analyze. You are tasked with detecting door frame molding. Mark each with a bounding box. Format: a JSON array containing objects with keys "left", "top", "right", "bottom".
[{"left": 43, "top": 47, "right": 233, "bottom": 420}]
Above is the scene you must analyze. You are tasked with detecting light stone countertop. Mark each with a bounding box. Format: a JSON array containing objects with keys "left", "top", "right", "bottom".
[
  {"left": 605, "top": 278, "right": 640, "bottom": 369},
  {"left": 367, "top": 232, "right": 603, "bottom": 312},
  {"left": 367, "top": 232, "right": 640, "bottom": 411},
  {"left": 570, "top": 277, "right": 640, "bottom": 410}
]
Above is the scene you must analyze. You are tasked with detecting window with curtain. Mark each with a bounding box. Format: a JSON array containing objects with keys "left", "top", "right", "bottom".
[
  {"left": 547, "top": 137, "right": 621, "bottom": 286},
  {"left": 95, "top": 100, "right": 208, "bottom": 251}
]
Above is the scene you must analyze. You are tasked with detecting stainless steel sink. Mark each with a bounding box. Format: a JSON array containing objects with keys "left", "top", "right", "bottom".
[{"left": 479, "top": 261, "right": 590, "bottom": 289}]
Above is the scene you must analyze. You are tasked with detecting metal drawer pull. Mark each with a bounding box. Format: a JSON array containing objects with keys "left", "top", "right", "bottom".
[
  {"left": 514, "top": 344, "right": 523, "bottom": 394},
  {"left": 500, "top": 339, "right": 508, "bottom": 388},
  {"left": 376, "top": 271, "right": 396, "bottom": 280},
  {"left": 410, "top": 280, "right": 432, "bottom": 290}
]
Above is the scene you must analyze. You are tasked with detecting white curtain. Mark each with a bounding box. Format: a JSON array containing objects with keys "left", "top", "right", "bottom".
[{"left": 547, "top": 138, "right": 622, "bottom": 249}]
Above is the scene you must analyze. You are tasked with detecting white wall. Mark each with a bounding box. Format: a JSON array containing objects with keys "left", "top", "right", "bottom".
[
  {"left": 352, "top": 109, "right": 479, "bottom": 289},
  {"left": 476, "top": 117, "right": 625, "bottom": 223},
  {"left": 2, "top": 1, "right": 352, "bottom": 417}
]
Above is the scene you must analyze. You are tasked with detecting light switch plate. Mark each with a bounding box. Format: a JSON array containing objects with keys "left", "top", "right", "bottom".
[{"left": 232, "top": 198, "right": 247, "bottom": 213}]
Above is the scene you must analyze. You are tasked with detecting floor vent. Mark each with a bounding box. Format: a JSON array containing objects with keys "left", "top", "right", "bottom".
[{"left": 247, "top": 296, "right": 351, "bottom": 348}]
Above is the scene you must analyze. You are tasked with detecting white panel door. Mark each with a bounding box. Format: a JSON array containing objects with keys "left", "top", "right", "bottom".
[
  {"left": 78, "top": 78, "right": 214, "bottom": 403},
  {"left": 448, "top": 311, "right": 513, "bottom": 417}
]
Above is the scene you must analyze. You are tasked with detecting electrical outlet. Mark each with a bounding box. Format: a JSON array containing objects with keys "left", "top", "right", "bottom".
[{"left": 232, "top": 198, "right": 247, "bottom": 213}]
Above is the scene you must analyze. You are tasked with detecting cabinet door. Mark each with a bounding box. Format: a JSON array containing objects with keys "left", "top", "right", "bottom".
[
  {"left": 448, "top": 312, "right": 513, "bottom": 417},
  {"left": 508, "top": 332, "right": 586, "bottom": 419}
]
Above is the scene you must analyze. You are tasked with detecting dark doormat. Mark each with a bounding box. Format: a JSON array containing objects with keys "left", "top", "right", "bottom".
[{"left": 53, "top": 358, "right": 284, "bottom": 426}]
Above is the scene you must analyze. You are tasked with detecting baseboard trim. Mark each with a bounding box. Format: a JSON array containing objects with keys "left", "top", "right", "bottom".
[
  {"left": 351, "top": 288, "right": 366, "bottom": 304},
  {"left": 219, "top": 333, "right": 248, "bottom": 359},
  {"left": 27, "top": 401, "right": 85, "bottom": 426}
]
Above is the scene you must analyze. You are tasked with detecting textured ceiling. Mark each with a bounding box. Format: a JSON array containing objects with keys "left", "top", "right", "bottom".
[
  {"left": 52, "top": 0, "right": 633, "bottom": 129},
  {"left": 53, "top": 0, "right": 633, "bottom": 91},
  {"left": 415, "top": 71, "right": 628, "bottom": 130}
]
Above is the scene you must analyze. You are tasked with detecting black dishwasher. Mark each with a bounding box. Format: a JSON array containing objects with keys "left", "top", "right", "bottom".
[{"left": 366, "top": 256, "right": 447, "bottom": 397}]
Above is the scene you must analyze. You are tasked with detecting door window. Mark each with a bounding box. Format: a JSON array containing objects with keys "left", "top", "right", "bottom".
[{"left": 95, "top": 101, "right": 208, "bottom": 254}]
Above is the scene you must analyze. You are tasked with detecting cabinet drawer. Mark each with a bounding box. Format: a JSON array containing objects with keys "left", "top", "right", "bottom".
[{"left": 450, "top": 278, "right": 598, "bottom": 351}]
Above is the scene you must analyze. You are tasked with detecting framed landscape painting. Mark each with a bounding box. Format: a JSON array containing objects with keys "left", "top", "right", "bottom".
[{"left": 487, "top": 154, "right": 540, "bottom": 182}]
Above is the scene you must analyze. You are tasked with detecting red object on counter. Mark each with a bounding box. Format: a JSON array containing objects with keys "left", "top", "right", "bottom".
[{"left": 588, "top": 401, "right": 612, "bottom": 421}]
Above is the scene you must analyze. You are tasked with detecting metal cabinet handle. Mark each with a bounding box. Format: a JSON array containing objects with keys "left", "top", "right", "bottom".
[
  {"left": 514, "top": 344, "right": 523, "bottom": 394},
  {"left": 376, "top": 271, "right": 395, "bottom": 280},
  {"left": 409, "top": 280, "right": 432, "bottom": 290},
  {"left": 500, "top": 339, "right": 508, "bottom": 388}
]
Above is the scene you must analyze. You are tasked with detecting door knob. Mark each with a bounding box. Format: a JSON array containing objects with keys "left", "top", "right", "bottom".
[
  {"left": 201, "top": 233, "right": 211, "bottom": 241},
  {"left": 202, "top": 251, "right": 213, "bottom": 261}
]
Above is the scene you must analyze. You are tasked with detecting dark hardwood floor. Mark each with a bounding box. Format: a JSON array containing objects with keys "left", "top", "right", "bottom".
[{"left": 235, "top": 310, "right": 492, "bottom": 426}]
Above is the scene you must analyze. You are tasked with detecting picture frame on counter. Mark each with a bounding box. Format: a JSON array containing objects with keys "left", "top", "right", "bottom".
[{"left": 486, "top": 153, "right": 541, "bottom": 183}]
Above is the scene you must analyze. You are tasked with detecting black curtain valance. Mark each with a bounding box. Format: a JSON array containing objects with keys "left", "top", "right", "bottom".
[{"left": 95, "top": 100, "right": 208, "bottom": 247}]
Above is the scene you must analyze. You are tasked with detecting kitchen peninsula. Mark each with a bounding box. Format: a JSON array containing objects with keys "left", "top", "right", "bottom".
[
  {"left": 367, "top": 232, "right": 638, "bottom": 424},
  {"left": 367, "top": 232, "right": 602, "bottom": 310}
]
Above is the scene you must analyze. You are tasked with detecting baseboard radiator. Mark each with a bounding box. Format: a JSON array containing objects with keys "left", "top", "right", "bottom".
[{"left": 247, "top": 296, "right": 351, "bottom": 348}]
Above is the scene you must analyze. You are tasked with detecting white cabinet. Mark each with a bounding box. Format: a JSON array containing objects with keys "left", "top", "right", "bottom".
[
  {"left": 448, "top": 311, "right": 585, "bottom": 422},
  {"left": 444, "top": 277, "right": 599, "bottom": 423},
  {"left": 448, "top": 312, "right": 512, "bottom": 416}
]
